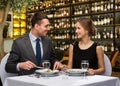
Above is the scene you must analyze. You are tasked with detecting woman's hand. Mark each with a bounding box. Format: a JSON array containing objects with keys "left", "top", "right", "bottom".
[{"left": 87, "top": 69, "right": 95, "bottom": 75}]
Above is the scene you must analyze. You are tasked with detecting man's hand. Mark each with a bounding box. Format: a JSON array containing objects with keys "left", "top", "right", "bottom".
[
  {"left": 19, "top": 61, "right": 36, "bottom": 70},
  {"left": 53, "top": 61, "right": 63, "bottom": 70}
]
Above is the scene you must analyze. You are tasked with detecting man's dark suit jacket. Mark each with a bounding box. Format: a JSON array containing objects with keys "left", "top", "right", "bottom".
[{"left": 5, "top": 34, "right": 57, "bottom": 75}]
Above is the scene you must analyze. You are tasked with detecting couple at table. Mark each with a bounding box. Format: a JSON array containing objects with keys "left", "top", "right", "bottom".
[{"left": 5, "top": 12, "right": 105, "bottom": 75}]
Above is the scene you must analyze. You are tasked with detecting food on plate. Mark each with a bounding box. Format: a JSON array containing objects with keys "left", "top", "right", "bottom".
[{"left": 45, "top": 69, "right": 53, "bottom": 72}]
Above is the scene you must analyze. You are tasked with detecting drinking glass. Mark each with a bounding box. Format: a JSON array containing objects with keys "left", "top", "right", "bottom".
[
  {"left": 43, "top": 60, "right": 51, "bottom": 78},
  {"left": 60, "top": 71, "right": 69, "bottom": 79},
  {"left": 81, "top": 60, "right": 89, "bottom": 78}
]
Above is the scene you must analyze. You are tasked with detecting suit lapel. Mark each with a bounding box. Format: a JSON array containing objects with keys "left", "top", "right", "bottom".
[{"left": 24, "top": 34, "right": 36, "bottom": 63}]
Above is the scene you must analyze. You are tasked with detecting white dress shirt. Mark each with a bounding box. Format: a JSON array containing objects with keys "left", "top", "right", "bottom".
[{"left": 29, "top": 31, "right": 43, "bottom": 57}]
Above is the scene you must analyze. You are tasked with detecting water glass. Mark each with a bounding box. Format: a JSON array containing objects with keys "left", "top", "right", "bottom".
[
  {"left": 43, "top": 60, "right": 51, "bottom": 78},
  {"left": 81, "top": 60, "right": 89, "bottom": 78}
]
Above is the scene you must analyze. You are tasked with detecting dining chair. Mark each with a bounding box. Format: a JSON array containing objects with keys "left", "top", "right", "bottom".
[
  {"left": 0, "top": 53, "right": 17, "bottom": 85},
  {"left": 111, "top": 50, "right": 119, "bottom": 68},
  {"left": 102, "top": 54, "right": 112, "bottom": 76}
]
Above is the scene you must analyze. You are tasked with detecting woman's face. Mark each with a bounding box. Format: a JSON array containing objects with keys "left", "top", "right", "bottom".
[{"left": 75, "top": 22, "right": 89, "bottom": 39}]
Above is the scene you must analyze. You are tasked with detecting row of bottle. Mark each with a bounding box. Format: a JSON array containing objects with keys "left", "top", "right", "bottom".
[
  {"left": 49, "top": 30, "right": 70, "bottom": 40},
  {"left": 54, "top": 41, "right": 70, "bottom": 51},
  {"left": 72, "top": 0, "right": 89, "bottom": 3},
  {"left": 100, "top": 42, "right": 114, "bottom": 52},
  {"left": 54, "top": 19, "right": 70, "bottom": 29},
  {"left": 70, "top": 27, "right": 114, "bottom": 40},
  {"left": 49, "top": 27, "right": 120, "bottom": 40},
  {"left": 70, "top": 29, "right": 114, "bottom": 40},
  {"left": 28, "top": 0, "right": 120, "bottom": 12},
  {"left": 115, "top": 3, "right": 120, "bottom": 10},
  {"left": 28, "top": 1, "right": 51, "bottom": 11},
  {"left": 54, "top": 41, "right": 114, "bottom": 52},
  {"left": 74, "top": 4, "right": 90, "bottom": 15},
  {"left": 54, "top": 41, "right": 115, "bottom": 52},
  {"left": 92, "top": 28, "right": 114, "bottom": 39},
  {"left": 53, "top": 0, "right": 70, "bottom": 6},
  {"left": 92, "top": 14, "right": 114, "bottom": 26},
  {"left": 115, "top": 27, "right": 120, "bottom": 38},
  {"left": 91, "top": 1, "right": 114, "bottom": 13},
  {"left": 54, "top": 8, "right": 70, "bottom": 18}
]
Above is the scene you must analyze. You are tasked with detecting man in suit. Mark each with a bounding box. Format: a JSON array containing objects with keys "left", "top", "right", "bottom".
[{"left": 5, "top": 12, "right": 63, "bottom": 75}]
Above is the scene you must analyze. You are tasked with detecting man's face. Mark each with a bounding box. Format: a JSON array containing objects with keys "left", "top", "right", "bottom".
[{"left": 35, "top": 19, "right": 51, "bottom": 36}]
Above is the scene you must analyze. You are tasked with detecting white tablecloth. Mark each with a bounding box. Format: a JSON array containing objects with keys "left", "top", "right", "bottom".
[{"left": 4, "top": 75, "right": 120, "bottom": 86}]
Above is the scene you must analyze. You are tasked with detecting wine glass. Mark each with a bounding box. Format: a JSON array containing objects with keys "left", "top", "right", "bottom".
[
  {"left": 43, "top": 60, "right": 51, "bottom": 78},
  {"left": 81, "top": 60, "right": 89, "bottom": 78}
]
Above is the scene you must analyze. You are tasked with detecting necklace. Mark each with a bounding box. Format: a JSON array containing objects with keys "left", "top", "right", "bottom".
[{"left": 79, "top": 40, "right": 94, "bottom": 50}]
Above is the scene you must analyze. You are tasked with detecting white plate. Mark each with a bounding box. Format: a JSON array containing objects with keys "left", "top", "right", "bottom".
[
  {"left": 35, "top": 69, "right": 59, "bottom": 75},
  {"left": 66, "top": 69, "right": 87, "bottom": 76}
]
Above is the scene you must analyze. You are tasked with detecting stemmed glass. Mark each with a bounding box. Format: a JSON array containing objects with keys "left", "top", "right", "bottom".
[
  {"left": 43, "top": 60, "right": 51, "bottom": 78},
  {"left": 81, "top": 60, "right": 89, "bottom": 78}
]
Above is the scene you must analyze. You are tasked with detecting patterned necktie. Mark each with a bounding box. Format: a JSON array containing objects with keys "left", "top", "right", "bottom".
[{"left": 36, "top": 38, "right": 41, "bottom": 66}]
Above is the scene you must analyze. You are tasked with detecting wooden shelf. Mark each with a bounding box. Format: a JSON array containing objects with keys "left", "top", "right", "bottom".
[
  {"left": 13, "top": 27, "right": 26, "bottom": 28},
  {"left": 53, "top": 4, "right": 70, "bottom": 8},
  {"left": 72, "top": 11, "right": 114, "bottom": 18},
  {"left": 28, "top": 4, "right": 70, "bottom": 13},
  {"left": 96, "top": 24, "right": 115, "bottom": 27},
  {"left": 13, "top": 18, "right": 26, "bottom": 21},
  {"left": 71, "top": 1, "right": 90, "bottom": 6},
  {"left": 50, "top": 27, "right": 70, "bottom": 31},
  {"left": 115, "top": 38, "right": 120, "bottom": 41},
  {"left": 72, "top": 14, "right": 91, "bottom": 17},
  {"left": 115, "top": 24, "right": 120, "bottom": 26},
  {"left": 92, "top": 38, "right": 114, "bottom": 41},
  {"left": 91, "top": 10, "right": 114, "bottom": 15},
  {"left": 53, "top": 39, "right": 71, "bottom": 41},
  {"left": 53, "top": 16, "right": 70, "bottom": 19},
  {"left": 4, "top": 38, "right": 14, "bottom": 40}
]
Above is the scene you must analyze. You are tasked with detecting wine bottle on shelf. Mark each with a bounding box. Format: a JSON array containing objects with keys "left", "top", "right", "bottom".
[
  {"left": 100, "top": 1, "right": 104, "bottom": 12},
  {"left": 103, "top": 28, "right": 107, "bottom": 39},
  {"left": 106, "top": 31, "right": 110, "bottom": 39},
  {"left": 54, "top": 7, "right": 70, "bottom": 17},
  {"left": 91, "top": 3, "right": 95, "bottom": 13},
  {"left": 107, "top": 2, "right": 111, "bottom": 11},
  {"left": 104, "top": 44, "right": 108, "bottom": 52},
  {"left": 84, "top": 5, "right": 89, "bottom": 14},
  {"left": 110, "top": 30, "right": 113, "bottom": 39},
  {"left": 116, "top": 27, "right": 120, "bottom": 38},
  {"left": 94, "top": 2, "right": 98, "bottom": 12},
  {"left": 110, "top": 14, "right": 113, "bottom": 24},
  {"left": 104, "top": 3, "right": 107, "bottom": 11},
  {"left": 97, "top": 32, "right": 101, "bottom": 39},
  {"left": 74, "top": 6, "right": 83, "bottom": 15},
  {"left": 111, "top": 43, "right": 114, "bottom": 52}
]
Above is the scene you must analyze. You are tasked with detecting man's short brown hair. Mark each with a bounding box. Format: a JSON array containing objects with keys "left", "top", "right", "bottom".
[{"left": 31, "top": 12, "right": 49, "bottom": 28}]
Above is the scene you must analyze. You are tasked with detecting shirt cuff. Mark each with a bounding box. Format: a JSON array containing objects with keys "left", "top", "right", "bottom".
[{"left": 16, "top": 63, "right": 20, "bottom": 71}]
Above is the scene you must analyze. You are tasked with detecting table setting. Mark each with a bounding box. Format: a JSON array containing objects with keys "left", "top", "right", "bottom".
[{"left": 3, "top": 60, "right": 120, "bottom": 86}]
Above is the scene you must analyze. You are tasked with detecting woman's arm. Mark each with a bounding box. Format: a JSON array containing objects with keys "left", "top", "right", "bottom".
[
  {"left": 88, "top": 46, "right": 105, "bottom": 75},
  {"left": 67, "top": 44, "right": 74, "bottom": 68}
]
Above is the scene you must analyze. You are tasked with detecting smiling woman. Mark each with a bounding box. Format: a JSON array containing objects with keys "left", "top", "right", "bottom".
[{"left": 67, "top": 18, "right": 105, "bottom": 75}]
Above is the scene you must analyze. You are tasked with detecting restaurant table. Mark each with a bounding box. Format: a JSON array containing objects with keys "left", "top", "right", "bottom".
[{"left": 4, "top": 75, "right": 120, "bottom": 86}]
